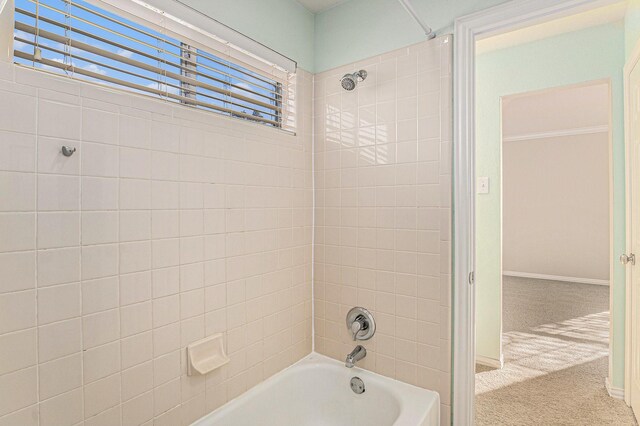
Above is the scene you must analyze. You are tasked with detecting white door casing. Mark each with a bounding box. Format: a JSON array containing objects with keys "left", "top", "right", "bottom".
[{"left": 624, "top": 36, "right": 640, "bottom": 414}]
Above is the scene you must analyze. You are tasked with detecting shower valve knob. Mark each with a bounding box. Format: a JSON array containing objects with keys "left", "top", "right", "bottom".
[
  {"left": 350, "top": 317, "right": 364, "bottom": 340},
  {"left": 346, "top": 307, "right": 376, "bottom": 341}
]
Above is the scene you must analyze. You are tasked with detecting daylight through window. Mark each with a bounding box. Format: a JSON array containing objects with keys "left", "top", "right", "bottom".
[{"left": 13, "top": 0, "right": 290, "bottom": 128}]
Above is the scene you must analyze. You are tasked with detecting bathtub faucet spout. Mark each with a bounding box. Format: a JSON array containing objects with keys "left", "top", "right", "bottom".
[{"left": 345, "top": 345, "right": 366, "bottom": 368}]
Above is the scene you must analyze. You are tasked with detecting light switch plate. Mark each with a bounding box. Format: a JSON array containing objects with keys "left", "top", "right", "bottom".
[{"left": 477, "top": 177, "right": 489, "bottom": 194}]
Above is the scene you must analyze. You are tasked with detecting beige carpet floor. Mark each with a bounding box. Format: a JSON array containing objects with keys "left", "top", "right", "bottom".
[{"left": 475, "top": 276, "right": 637, "bottom": 425}]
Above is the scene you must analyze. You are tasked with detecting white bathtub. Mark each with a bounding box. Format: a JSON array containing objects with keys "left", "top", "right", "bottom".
[{"left": 192, "top": 353, "right": 440, "bottom": 426}]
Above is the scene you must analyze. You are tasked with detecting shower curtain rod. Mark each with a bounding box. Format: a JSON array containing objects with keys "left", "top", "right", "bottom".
[{"left": 397, "top": 0, "right": 435, "bottom": 39}]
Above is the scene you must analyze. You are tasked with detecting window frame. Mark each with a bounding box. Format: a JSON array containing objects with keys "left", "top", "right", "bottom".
[{"left": 8, "top": 0, "right": 294, "bottom": 131}]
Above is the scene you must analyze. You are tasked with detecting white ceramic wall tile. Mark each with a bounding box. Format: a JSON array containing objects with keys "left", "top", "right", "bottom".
[
  {"left": 36, "top": 212, "right": 80, "bottom": 249},
  {"left": 0, "top": 290, "right": 36, "bottom": 334},
  {"left": 120, "top": 115, "right": 150, "bottom": 149},
  {"left": 152, "top": 210, "right": 180, "bottom": 239},
  {"left": 120, "top": 271, "right": 152, "bottom": 306},
  {"left": 0, "top": 171, "right": 35, "bottom": 212},
  {"left": 81, "top": 177, "right": 119, "bottom": 210},
  {"left": 151, "top": 238, "right": 179, "bottom": 270},
  {"left": 0, "top": 367, "right": 38, "bottom": 417},
  {"left": 17, "top": 70, "right": 78, "bottom": 98},
  {"left": 150, "top": 121, "right": 180, "bottom": 153},
  {"left": 83, "top": 373, "right": 121, "bottom": 418},
  {"left": 82, "top": 309, "right": 120, "bottom": 349},
  {"left": 82, "top": 142, "right": 119, "bottom": 177},
  {"left": 119, "top": 147, "right": 151, "bottom": 179},
  {"left": 38, "top": 100, "right": 81, "bottom": 140},
  {"left": 120, "top": 301, "right": 152, "bottom": 337},
  {"left": 152, "top": 295, "right": 180, "bottom": 328},
  {"left": 37, "top": 174, "right": 80, "bottom": 211},
  {"left": 38, "top": 387, "right": 83, "bottom": 426},
  {"left": 0, "top": 213, "right": 35, "bottom": 253},
  {"left": 81, "top": 211, "right": 119, "bottom": 245},
  {"left": 0, "top": 405, "right": 39, "bottom": 426},
  {"left": 121, "top": 361, "right": 153, "bottom": 401},
  {"left": 0, "top": 64, "right": 313, "bottom": 424},
  {"left": 122, "top": 391, "right": 153, "bottom": 426},
  {"left": 82, "top": 405, "right": 120, "bottom": 426},
  {"left": 121, "top": 331, "right": 153, "bottom": 370},
  {"left": 37, "top": 283, "right": 81, "bottom": 325},
  {"left": 0, "top": 90, "right": 37, "bottom": 134},
  {"left": 37, "top": 318, "right": 82, "bottom": 363},
  {"left": 0, "top": 251, "right": 35, "bottom": 293},
  {"left": 0, "top": 131, "right": 36, "bottom": 173},
  {"left": 151, "top": 151, "right": 180, "bottom": 181},
  {"left": 153, "top": 378, "right": 181, "bottom": 417},
  {"left": 120, "top": 179, "right": 151, "bottom": 210},
  {"left": 82, "top": 108, "right": 119, "bottom": 145},
  {"left": 152, "top": 181, "right": 180, "bottom": 210},
  {"left": 120, "top": 241, "right": 151, "bottom": 274},
  {"left": 0, "top": 328, "right": 37, "bottom": 376},
  {"left": 313, "top": 36, "right": 452, "bottom": 418},
  {"left": 153, "top": 351, "right": 181, "bottom": 386},
  {"left": 38, "top": 353, "right": 82, "bottom": 400},
  {"left": 82, "top": 277, "right": 119, "bottom": 315},
  {"left": 83, "top": 341, "right": 121, "bottom": 384},
  {"left": 81, "top": 244, "right": 118, "bottom": 281}
]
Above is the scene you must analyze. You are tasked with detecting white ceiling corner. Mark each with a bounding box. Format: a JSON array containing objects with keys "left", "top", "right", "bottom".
[{"left": 295, "top": 0, "right": 349, "bottom": 13}]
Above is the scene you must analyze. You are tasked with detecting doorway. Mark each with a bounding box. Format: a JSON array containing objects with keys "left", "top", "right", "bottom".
[
  {"left": 474, "top": 81, "right": 624, "bottom": 424},
  {"left": 452, "top": 0, "right": 636, "bottom": 424}
]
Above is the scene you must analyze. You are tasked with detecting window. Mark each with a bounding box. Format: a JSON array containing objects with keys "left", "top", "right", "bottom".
[{"left": 13, "top": 0, "right": 292, "bottom": 129}]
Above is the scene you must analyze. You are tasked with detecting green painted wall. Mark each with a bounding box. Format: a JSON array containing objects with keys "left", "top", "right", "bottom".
[
  {"left": 475, "top": 23, "right": 626, "bottom": 387},
  {"left": 181, "top": 0, "right": 315, "bottom": 71},
  {"left": 627, "top": 0, "right": 640, "bottom": 57},
  {"left": 314, "top": 0, "right": 507, "bottom": 72}
]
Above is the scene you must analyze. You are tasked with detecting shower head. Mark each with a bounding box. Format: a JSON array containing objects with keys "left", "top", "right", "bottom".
[{"left": 340, "top": 70, "right": 367, "bottom": 91}]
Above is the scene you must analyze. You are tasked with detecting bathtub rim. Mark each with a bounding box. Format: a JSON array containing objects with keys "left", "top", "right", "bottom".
[{"left": 191, "top": 351, "right": 440, "bottom": 426}]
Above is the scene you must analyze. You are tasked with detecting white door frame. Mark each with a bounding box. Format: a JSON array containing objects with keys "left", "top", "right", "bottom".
[
  {"left": 452, "top": 0, "right": 622, "bottom": 424},
  {"left": 623, "top": 33, "right": 640, "bottom": 407}
]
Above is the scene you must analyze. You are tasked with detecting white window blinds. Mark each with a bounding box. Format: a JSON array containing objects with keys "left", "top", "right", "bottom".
[{"left": 13, "top": 0, "right": 296, "bottom": 130}]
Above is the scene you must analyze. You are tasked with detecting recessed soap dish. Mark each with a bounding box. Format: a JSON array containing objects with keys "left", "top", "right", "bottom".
[{"left": 187, "top": 333, "right": 230, "bottom": 376}]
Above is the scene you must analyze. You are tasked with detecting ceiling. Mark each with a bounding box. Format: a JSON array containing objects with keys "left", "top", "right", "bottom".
[
  {"left": 477, "top": 1, "right": 628, "bottom": 54},
  {"left": 296, "top": 0, "right": 348, "bottom": 13}
]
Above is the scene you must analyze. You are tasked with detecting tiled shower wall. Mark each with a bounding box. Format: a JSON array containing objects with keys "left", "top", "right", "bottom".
[
  {"left": 0, "top": 63, "right": 313, "bottom": 426},
  {"left": 313, "top": 36, "right": 452, "bottom": 424}
]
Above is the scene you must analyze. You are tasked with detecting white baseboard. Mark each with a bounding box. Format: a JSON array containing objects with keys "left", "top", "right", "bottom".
[
  {"left": 476, "top": 354, "right": 504, "bottom": 369},
  {"left": 605, "top": 377, "right": 625, "bottom": 400},
  {"left": 503, "top": 271, "right": 609, "bottom": 286}
]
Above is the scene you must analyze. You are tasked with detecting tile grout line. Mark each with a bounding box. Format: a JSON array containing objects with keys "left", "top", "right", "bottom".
[
  {"left": 34, "top": 71, "right": 41, "bottom": 426},
  {"left": 77, "top": 90, "right": 86, "bottom": 425}
]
